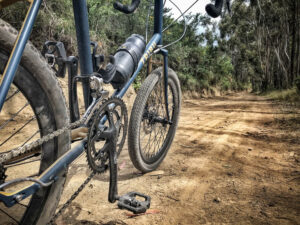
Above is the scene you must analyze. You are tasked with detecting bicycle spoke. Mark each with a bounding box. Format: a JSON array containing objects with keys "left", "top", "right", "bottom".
[
  {"left": 155, "top": 126, "right": 165, "bottom": 154},
  {"left": 154, "top": 125, "right": 165, "bottom": 155},
  {"left": 5, "top": 90, "right": 20, "bottom": 102},
  {"left": 0, "top": 102, "right": 29, "bottom": 130},
  {"left": 148, "top": 127, "right": 157, "bottom": 156},
  {"left": 142, "top": 128, "right": 152, "bottom": 154},
  {"left": 0, "top": 115, "right": 36, "bottom": 147},
  {"left": 146, "top": 129, "right": 154, "bottom": 156},
  {"left": 151, "top": 124, "right": 161, "bottom": 156},
  {"left": 21, "top": 130, "right": 39, "bottom": 147},
  {"left": 16, "top": 202, "right": 28, "bottom": 208},
  {"left": 5, "top": 158, "right": 41, "bottom": 168},
  {"left": 0, "top": 207, "right": 20, "bottom": 224},
  {"left": 151, "top": 125, "right": 160, "bottom": 154},
  {"left": 144, "top": 129, "right": 153, "bottom": 152},
  {"left": 140, "top": 126, "right": 150, "bottom": 141}
]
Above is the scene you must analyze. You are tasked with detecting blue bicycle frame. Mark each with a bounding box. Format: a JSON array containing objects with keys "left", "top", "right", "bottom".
[{"left": 0, "top": 0, "right": 169, "bottom": 207}]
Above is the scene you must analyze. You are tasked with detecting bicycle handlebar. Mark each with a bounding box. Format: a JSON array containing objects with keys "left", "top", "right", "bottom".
[
  {"left": 114, "top": 0, "right": 227, "bottom": 18},
  {"left": 113, "top": 0, "right": 141, "bottom": 14},
  {"left": 205, "top": 0, "right": 224, "bottom": 18}
]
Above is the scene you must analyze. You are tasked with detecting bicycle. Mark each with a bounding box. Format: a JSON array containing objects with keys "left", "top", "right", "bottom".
[{"left": 0, "top": 0, "right": 225, "bottom": 224}]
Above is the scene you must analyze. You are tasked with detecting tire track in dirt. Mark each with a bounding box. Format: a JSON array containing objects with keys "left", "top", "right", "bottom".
[{"left": 56, "top": 93, "right": 300, "bottom": 225}]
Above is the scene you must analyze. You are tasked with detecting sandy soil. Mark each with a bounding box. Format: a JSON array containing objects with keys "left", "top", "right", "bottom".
[{"left": 54, "top": 93, "right": 300, "bottom": 225}]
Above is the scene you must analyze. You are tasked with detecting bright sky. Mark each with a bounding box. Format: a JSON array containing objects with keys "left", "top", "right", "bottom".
[
  {"left": 165, "top": 0, "right": 212, "bottom": 18},
  {"left": 164, "top": 0, "right": 220, "bottom": 34}
]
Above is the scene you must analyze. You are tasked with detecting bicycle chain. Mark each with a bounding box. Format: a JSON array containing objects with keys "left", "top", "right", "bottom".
[
  {"left": 0, "top": 118, "right": 85, "bottom": 164},
  {"left": 47, "top": 171, "right": 97, "bottom": 225}
]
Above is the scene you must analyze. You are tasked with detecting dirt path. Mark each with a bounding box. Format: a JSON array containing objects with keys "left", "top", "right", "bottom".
[{"left": 56, "top": 93, "right": 300, "bottom": 225}]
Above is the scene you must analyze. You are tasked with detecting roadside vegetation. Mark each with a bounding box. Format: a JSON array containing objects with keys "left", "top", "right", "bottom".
[
  {"left": 0, "top": 0, "right": 299, "bottom": 100},
  {"left": 263, "top": 88, "right": 300, "bottom": 103}
]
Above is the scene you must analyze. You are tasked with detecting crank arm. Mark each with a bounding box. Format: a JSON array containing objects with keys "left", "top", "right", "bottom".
[
  {"left": 107, "top": 137, "right": 151, "bottom": 214},
  {"left": 108, "top": 140, "right": 118, "bottom": 203}
]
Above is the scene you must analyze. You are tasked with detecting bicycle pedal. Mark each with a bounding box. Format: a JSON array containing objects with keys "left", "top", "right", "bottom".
[
  {"left": 117, "top": 192, "right": 151, "bottom": 214},
  {"left": 42, "top": 41, "right": 67, "bottom": 78}
]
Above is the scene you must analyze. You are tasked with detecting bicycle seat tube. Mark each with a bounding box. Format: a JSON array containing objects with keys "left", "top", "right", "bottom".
[{"left": 72, "top": 0, "right": 94, "bottom": 109}]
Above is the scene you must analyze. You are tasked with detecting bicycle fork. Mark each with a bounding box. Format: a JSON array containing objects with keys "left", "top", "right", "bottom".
[
  {"left": 0, "top": 0, "right": 43, "bottom": 111},
  {"left": 147, "top": 50, "right": 172, "bottom": 124},
  {"left": 161, "top": 49, "right": 171, "bottom": 122}
]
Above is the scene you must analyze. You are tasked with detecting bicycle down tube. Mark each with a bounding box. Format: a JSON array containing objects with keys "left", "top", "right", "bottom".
[{"left": 0, "top": 0, "right": 168, "bottom": 207}]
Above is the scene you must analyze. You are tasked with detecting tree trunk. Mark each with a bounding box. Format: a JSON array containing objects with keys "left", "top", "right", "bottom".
[
  {"left": 295, "top": 0, "right": 300, "bottom": 79},
  {"left": 290, "top": 0, "right": 296, "bottom": 85}
]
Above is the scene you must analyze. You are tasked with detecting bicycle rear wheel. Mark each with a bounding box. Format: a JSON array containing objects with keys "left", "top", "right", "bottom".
[
  {"left": 128, "top": 67, "right": 181, "bottom": 173},
  {"left": 0, "top": 19, "right": 70, "bottom": 225}
]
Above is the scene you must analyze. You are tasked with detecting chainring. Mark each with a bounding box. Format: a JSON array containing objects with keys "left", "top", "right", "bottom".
[{"left": 86, "top": 97, "right": 128, "bottom": 173}]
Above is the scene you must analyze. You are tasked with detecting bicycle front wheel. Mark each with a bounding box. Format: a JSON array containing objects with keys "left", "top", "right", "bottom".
[
  {"left": 0, "top": 19, "right": 70, "bottom": 225},
  {"left": 128, "top": 67, "right": 181, "bottom": 173}
]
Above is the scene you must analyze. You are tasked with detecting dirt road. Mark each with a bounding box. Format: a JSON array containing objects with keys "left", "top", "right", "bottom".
[{"left": 56, "top": 93, "right": 300, "bottom": 225}]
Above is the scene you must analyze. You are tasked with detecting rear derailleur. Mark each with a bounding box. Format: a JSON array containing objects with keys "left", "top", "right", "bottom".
[{"left": 86, "top": 97, "right": 151, "bottom": 214}]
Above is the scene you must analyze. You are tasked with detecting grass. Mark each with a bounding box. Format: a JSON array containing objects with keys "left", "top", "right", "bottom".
[{"left": 263, "top": 87, "right": 300, "bottom": 102}]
